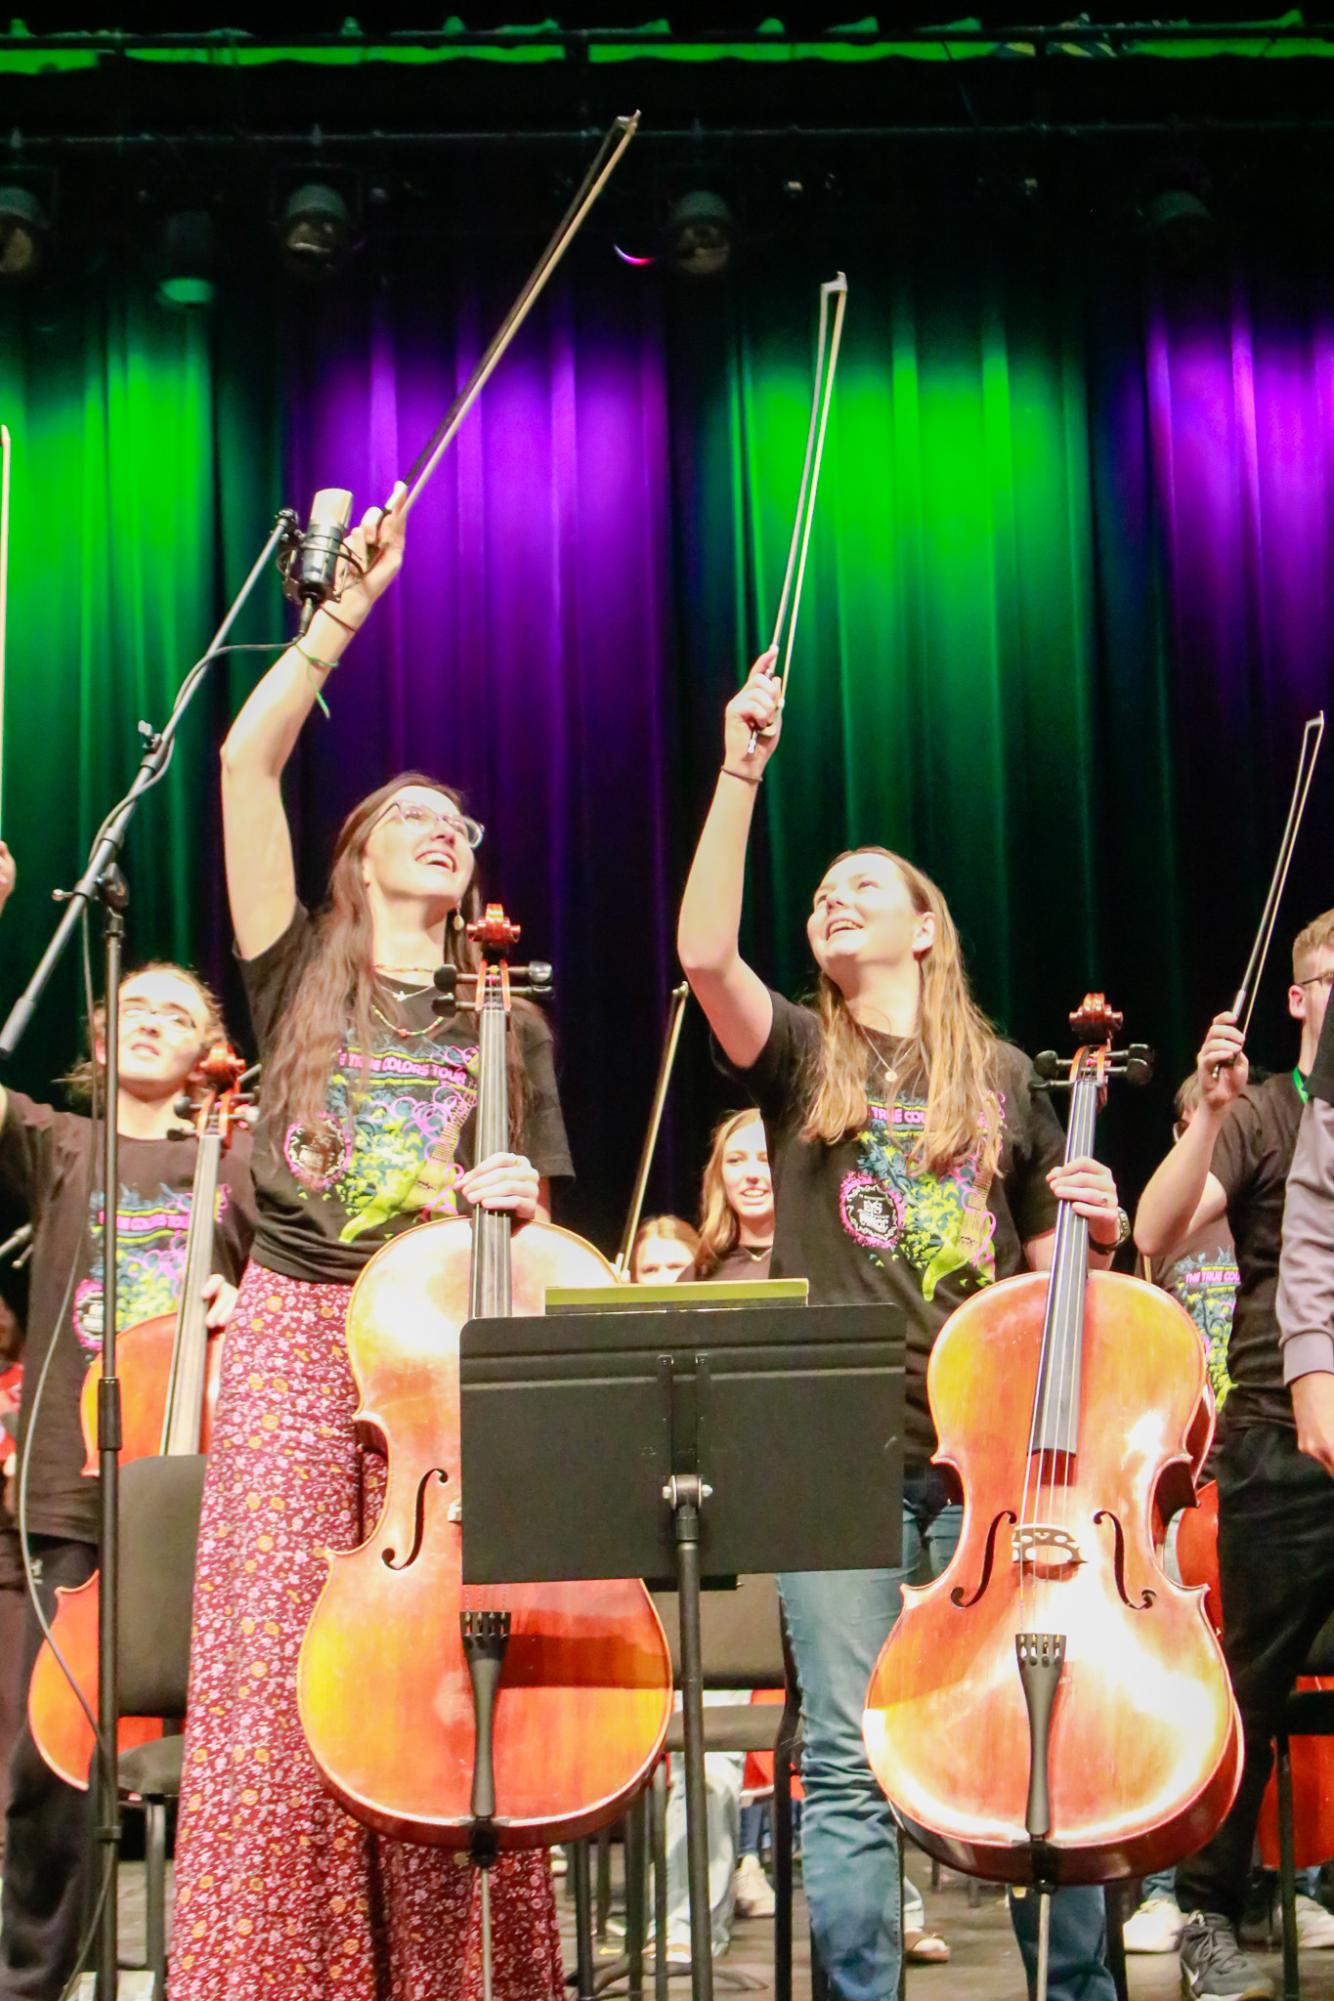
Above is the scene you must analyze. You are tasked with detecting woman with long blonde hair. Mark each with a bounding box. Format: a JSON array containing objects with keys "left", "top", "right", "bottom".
[
  {"left": 170, "top": 504, "right": 573, "bottom": 2001},
  {"left": 677, "top": 653, "right": 1126, "bottom": 2001},
  {"left": 694, "top": 1109, "right": 773, "bottom": 1280}
]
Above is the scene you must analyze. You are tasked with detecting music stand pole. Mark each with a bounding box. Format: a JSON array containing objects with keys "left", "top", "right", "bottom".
[{"left": 457, "top": 1298, "right": 906, "bottom": 2001}]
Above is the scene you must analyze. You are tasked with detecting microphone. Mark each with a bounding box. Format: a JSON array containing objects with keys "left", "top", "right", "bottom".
[{"left": 286, "top": 488, "right": 353, "bottom": 635}]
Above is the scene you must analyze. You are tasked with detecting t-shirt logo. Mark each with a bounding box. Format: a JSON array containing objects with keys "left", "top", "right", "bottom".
[
  {"left": 283, "top": 1039, "right": 480, "bottom": 1243},
  {"left": 839, "top": 1091, "right": 1000, "bottom": 1302},
  {"left": 74, "top": 1183, "right": 233, "bottom": 1357}
]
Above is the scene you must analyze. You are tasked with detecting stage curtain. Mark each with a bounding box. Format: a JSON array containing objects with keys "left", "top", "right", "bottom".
[{"left": 2, "top": 227, "right": 1332, "bottom": 1235}]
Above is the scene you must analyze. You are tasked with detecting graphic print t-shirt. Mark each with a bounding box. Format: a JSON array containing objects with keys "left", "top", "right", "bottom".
[
  {"left": 1153, "top": 1224, "right": 1238, "bottom": 1412},
  {"left": 722, "top": 991, "right": 1065, "bottom": 1462},
  {"left": 1210, "top": 1069, "right": 1304, "bottom": 1433},
  {"left": 0, "top": 1096, "right": 256, "bottom": 1541},
  {"left": 241, "top": 905, "right": 575, "bottom": 1284}
]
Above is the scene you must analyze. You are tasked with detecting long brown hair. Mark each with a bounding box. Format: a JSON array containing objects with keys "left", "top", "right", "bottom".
[
  {"left": 801, "top": 848, "right": 1002, "bottom": 1182},
  {"left": 62, "top": 962, "right": 226, "bottom": 1106},
  {"left": 262, "top": 773, "right": 532, "bottom": 1144},
  {"left": 694, "top": 1108, "right": 768, "bottom": 1279}
]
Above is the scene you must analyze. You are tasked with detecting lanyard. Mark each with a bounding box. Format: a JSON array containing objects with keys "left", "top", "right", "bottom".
[{"left": 1294, "top": 1066, "right": 1310, "bottom": 1105}]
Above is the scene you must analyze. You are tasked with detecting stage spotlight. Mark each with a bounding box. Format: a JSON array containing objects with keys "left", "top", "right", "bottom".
[
  {"left": 155, "top": 209, "right": 218, "bottom": 310},
  {"left": 664, "top": 190, "right": 737, "bottom": 279},
  {"left": 278, "top": 183, "right": 356, "bottom": 280},
  {"left": 0, "top": 187, "right": 50, "bottom": 281},
  {"left": 1138, "top": 181, "right": 1218, "bottom": 264}
]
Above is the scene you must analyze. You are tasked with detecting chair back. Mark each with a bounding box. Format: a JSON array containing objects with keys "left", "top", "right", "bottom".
[
  {"left": 651, "top": 1573, "right": 784, "bottom": 1689},
  {"left": 117, "top": 1453, "right": 206, "bottom": 1718}
]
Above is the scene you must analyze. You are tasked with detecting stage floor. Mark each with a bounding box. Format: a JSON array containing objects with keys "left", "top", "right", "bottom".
[{"left": 80, "top": 1860, "right": 1334, "bottom": 2000}]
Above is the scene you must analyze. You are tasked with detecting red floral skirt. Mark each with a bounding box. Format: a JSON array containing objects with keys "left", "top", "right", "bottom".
[{"left": 171, "top": 1263, "right": 564, "bottom": 2001}]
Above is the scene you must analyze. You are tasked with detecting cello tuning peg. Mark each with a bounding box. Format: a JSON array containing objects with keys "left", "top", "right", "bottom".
[
  {"left": 1124, "top": 1043, "right": 1155, "bottom": 1086},
  {"left": 523, "top": 961, "right": 554, "bottom": 997},
  {"left": 173, "top": 1094, "right": 195, "bottom": 1120},
  {"left": 1034, "top": 1050, "right": 1069, "bottom": 1086},
  {"left": 434, "top": 964, "right": 459, "bottom": 997}
]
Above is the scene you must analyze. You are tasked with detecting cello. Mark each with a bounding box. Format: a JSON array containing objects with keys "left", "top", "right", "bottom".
[
  {"left": 27, "top": 1044, "right": 247, "bottom": 1787},
  {"left": 297, "top": 906, "right": 671, "bottom": 1857},
  {"left": 863, "top": 997, "right": 1242, "bottom": 1918}
]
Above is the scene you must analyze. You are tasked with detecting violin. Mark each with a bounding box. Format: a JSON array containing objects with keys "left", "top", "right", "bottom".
[
  {"left": 297, "top": 905, "right": 671, "bottom": 1847},
  {"left": 863, "top": 996, "right": 1242, "bottom": 1886},
  {"left": 28, "top": 1045, "right": 247, "bottom": 1788}
]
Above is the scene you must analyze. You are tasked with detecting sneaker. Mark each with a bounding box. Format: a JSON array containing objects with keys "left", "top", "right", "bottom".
[
  {"left": 1124, "top": 1896, "right": 1186, "bottom": 1953},
  {"left": 1179, "top": 1911, "right": 1274, "bottom": 2001},
  {"left": 1295, "top": 1893, "right": 1334, "bottom": 1949},
  {"left": 733, "top": 1853, "right": 776, "bottom": 1919}
]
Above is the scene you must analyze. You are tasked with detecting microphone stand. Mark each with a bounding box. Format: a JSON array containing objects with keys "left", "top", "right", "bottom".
[{"left": 0, "top": 508, "right": 296, "bottom": 2001}]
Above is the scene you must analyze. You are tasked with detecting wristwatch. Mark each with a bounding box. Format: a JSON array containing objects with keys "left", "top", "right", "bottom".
[{"left": 1092, "top": 1205, "right": 1132, "bottom": 1252}]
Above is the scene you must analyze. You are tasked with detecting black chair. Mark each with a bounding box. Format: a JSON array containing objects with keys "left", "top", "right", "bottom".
[
  {"left": 1273, "top": 1610, "right": 1334, "bottom": 2001},
  {"left": 114, "top": 1453, "right": 206, "bottom": 2001}
]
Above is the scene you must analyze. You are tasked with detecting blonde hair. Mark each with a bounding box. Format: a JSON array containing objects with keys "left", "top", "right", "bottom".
[
  {"left": 695, "top": 1109, "right": 767, "bottom": 1278},
  {"left": 1293, "top": 909, "right": 1334, "bottom": 982},
  {"left": 62, "top": 962, "right": 226, "bottom": 1106},
  {"left": 630, "top": 1215, "right": 702, "bottom": 1281},
  {"left": 801, "top": 848, "right": 1001, "bottom": 1183}
]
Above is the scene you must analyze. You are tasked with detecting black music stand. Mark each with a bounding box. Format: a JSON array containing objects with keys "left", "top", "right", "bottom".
[{"left": 459, "top": 1301, "right": 905, "bottom": 2001}]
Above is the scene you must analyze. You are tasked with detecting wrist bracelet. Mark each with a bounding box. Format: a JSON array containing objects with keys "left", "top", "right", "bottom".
[
  {"left": 294, "top": 643, "right": 334, "bottom": 720},
  {"left": 318, "top": 604, "right": 362, "bottom": 638},
  {"left": 721, "top": 765, "right": 761, "bottom": 787},
  {"left": 295, "top": 641, "right": 340, "bottom": 674}
]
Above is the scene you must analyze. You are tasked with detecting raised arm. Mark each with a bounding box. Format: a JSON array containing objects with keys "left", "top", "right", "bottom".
[
  {"left": 676, "top": 652, "right": 781, "bottom": 1071},
  {"left": 220, "top": 502, "right": 405, "bottom": 960},
  {"left": 1133, "top": 1012, "right": 1244, "bottom": 1257}
]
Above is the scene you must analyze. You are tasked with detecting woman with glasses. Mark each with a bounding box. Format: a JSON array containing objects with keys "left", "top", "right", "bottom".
[{"left": 171, "top": 503, "right": 574, "bottom": 2001}]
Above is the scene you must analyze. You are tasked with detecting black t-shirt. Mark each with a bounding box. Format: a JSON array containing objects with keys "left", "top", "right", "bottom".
[
  {"left": 0, "top": 1094, "right": 256, "bottom": 1543},
  {"left": 1153, "top": 1224, "right": 1238, "bottom": 1413},
  {"left": 703, "top": 1244, "right": 774, "bottom": 1283},
  {"left": 241, "top": 906, "right": 575, "bottom": 1285},
  {"left": 1210, "top": 1069, "right": 1304, "bottom": 1432},
  {"left": 721, "top": 991, "right": 1065, "bottom": 1462}
]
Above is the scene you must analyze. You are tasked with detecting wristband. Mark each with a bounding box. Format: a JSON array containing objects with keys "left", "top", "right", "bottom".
[{"left": 721, "top": 765, "right": 761, "bottom": 787}]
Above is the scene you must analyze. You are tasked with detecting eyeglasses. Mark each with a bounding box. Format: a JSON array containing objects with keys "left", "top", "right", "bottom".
[
  {"left": 1297, "top": 969, "right": 1334, "bottom": 989},
  {"left": 375, "top": 800, "right": 484, "bottom": 850},
  {"left": 121, "top": 999, "right": 202, "bottom": 1037}
]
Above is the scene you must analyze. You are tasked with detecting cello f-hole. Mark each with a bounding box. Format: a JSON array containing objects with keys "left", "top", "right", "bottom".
[
  {"left": 950, "top": 1509, "right": 1016, "bottom": 1609},
  {"left": 382, "top": 1469, "right": 450, "bottom": 1572},
  {"left": 1093, "top": 1509, "right": 1156, "bottom": 1612}
]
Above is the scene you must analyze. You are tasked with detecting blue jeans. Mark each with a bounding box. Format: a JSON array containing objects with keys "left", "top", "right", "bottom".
[{"left": 780, "top": 1466, "right": 1115, "bottom": 2001}]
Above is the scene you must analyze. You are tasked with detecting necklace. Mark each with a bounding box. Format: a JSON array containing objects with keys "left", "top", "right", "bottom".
[
  {"left": 856, "top": 1019, "right": 902, "bottom": 1092},
  {"left": 369, "top": 990, "right": 454, "bottom": 1044}
]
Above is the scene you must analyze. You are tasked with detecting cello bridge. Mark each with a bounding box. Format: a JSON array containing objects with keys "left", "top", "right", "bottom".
[{"left": 1012, "top": 1523, "right": 1083, "bottom": 1574}]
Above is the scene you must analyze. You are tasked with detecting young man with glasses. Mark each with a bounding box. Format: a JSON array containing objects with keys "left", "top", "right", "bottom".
[
  {"left": 1134, "top": 910, "right": 1334, "bottom": 2001},
  {"left": 0, "top": 844, "right": 256, "bottom": 2001}
]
